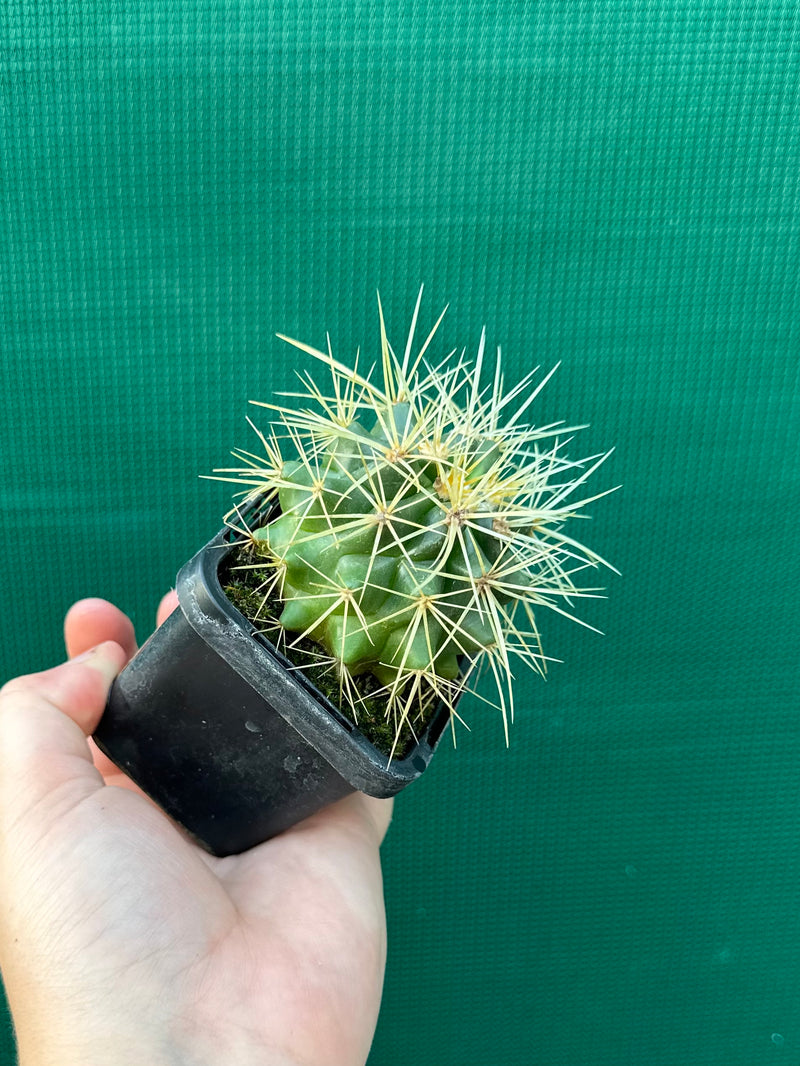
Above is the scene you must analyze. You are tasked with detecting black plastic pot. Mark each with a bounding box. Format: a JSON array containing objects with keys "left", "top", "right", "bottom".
[{"left": 93, "top": 505, "right": 452, "bottom": 856}]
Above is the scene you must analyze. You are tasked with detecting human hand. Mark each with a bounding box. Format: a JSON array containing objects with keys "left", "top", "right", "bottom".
[{"left": 0, "top": 596, "right": 392, "bottom": 1066}]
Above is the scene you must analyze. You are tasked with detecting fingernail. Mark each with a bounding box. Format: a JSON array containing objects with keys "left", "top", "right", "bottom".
[
  {"left": 69, "top": 642, "right": 125, "bottom": 683},
  {"left": 72, "top": 647, "right": 99, "bottom": 663}
]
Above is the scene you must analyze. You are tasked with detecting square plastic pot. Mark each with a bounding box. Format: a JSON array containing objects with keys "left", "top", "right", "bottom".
[{"left": 93, "top": 505, "right": 452, "bottom": 856}]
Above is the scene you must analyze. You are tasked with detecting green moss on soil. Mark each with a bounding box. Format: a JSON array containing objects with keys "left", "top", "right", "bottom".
[{"left": 221, "top": 545, "right": 434, "bottom": 758}]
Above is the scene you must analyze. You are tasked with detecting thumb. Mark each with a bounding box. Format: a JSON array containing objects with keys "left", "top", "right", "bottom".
[{"left": 0, "top": 643, "right": 127, "bottom": 822}]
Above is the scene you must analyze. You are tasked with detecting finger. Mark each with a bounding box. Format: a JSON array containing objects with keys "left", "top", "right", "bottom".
[
  {"left": 65, "top": 595, "right": 175, "bottom": 789},
  {"left": 156, "top": 589, "right": 179, "bottom": 628},
  {"left": 354, "top": 794, "right": 394, "bottom": 845},
  {"left": 64, "top": 601, "right": 141, "bottom": 781},
  {"left": 1, "top": 642, "right": 127, "bottom": 739},
  {"left": 64, "top": 599, "right": 138, "bottom": 661},
  {"left": 298, "top": 793, "right": 395, "bottom": 847},
  {"left": 0, "top": 643, "right": 127, "bottom": 810}
]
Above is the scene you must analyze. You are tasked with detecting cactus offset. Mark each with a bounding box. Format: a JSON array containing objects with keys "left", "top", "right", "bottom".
[{"left": 216, "top": 290, "right": 616, "bottom": 755}]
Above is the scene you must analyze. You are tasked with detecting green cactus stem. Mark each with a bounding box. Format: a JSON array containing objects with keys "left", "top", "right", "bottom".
[{"left": 213, "top": 288, "right": 617, "bottom": 757}]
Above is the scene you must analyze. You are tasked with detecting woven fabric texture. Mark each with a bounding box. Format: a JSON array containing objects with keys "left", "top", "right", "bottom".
[{"left": 1, "top": 2, "right": 799, "bottom": 1064}]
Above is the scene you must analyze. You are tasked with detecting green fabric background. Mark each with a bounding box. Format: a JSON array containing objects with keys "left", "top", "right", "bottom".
[{"left": 1, "top": 1, "right": 799, "bottom": 1063}]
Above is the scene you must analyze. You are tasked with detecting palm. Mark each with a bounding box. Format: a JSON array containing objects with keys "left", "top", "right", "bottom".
[{"left": 38, "top": 596, "right": 392, "bottom": 1066}]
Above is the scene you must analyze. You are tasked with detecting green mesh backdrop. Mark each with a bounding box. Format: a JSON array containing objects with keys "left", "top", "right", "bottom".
[{"left": 2, "top": 2, "right": 799, "bottom": 1064}]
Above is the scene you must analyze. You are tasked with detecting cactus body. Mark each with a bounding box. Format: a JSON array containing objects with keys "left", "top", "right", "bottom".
[
  {"left": 220, "top": 291, "right": 616, "bottom": 748},
  {"left": 253, "top": 407, "right": 505, "bottom": 687}
]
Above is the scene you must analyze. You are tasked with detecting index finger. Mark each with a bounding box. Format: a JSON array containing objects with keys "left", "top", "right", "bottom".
[
  {"left": 156, "top": 590, "right": 180, "bottom": 628},
  {"left": 64, "top": 599, "right": 137, "bottom": 661}
]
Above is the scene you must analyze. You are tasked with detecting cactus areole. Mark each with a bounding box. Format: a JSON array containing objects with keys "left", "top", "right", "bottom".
[{"left": 95, "top": 291, "right": 615, "bottom": 855}]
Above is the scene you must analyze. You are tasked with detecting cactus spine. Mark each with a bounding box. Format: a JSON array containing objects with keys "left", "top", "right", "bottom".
[{"left": 218, "top": 291, "right": 615, "bottom": 755}]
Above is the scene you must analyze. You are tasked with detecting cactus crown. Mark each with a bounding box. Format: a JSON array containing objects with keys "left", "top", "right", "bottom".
[{"left": 215, "top": 290, "right": 616, "bottom": 756}]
